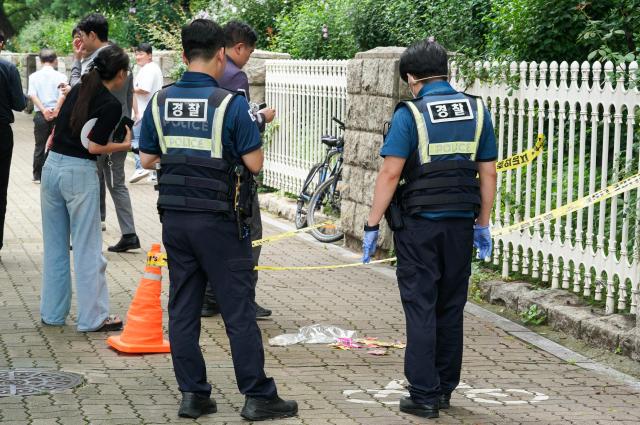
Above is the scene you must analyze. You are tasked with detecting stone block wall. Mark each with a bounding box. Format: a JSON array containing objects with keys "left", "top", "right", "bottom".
[{"left": 340, "top": 47, "right": 410, "bottom": 253}]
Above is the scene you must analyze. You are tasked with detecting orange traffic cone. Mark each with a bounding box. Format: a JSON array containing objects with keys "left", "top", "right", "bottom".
[{"left": 107, "top": 243, "right": 171, "bottom": 353}]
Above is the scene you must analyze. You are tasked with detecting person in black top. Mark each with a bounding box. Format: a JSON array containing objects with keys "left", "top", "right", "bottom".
[
  {"left": 40, "top": 45, "right": 131, "bottom": 332},
  {"left": 0, "top": 29, "right": 27, "bottom": 254}
]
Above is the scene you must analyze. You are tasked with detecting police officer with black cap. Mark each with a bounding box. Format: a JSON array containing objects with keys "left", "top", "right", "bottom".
[
  {"left": 138, "top": 18, "right": 298, "bottom": 421},
  {"left": 361, "top": 38, "right": 497, "bottom": 419}
]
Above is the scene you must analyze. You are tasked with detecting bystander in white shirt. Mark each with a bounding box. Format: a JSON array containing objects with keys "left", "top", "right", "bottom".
[
  {"left": 134, "top": 61, "right": 163, "bottom": 116},
  {"left": 27, "top": 65, "right": 67, "bottom": 112}
]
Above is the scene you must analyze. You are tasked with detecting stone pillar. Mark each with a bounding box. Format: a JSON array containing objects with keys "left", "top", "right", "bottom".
[
  {"left": 244, "top": 49, "right": 291, "bottom": 104},
  {"left": 340, "top": 47, "right": 410, "bottom": 253}
]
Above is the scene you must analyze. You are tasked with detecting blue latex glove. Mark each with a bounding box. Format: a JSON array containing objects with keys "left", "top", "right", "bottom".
[
  {"left": 362, "top": 229, "right": 379, "bottom": 263},
  {"left": 473, "top": 224, "right": 492, "bottom": 261}
]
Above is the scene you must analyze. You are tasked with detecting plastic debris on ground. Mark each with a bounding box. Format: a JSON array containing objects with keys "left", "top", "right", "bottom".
[{"left": 268, "top": 324, "right": 357, "bottom": 346}]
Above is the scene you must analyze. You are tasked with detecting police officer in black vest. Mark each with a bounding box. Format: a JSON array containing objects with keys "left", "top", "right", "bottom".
[
  {"left": 362, "top": 39, "right": 498, "bottom": 418},
  {"left": 138, "top": 19, "right": 297, "bottom": 421}
]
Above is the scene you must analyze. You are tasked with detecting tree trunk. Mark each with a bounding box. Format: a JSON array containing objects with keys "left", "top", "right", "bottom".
[{"left": 0, "top": 2, "right": 16, "bottom": 39}]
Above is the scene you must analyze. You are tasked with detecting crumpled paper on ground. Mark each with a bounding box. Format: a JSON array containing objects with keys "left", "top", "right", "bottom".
[
  {"left": 330, "top": 336, "right": 406, "bottom": 354},
  {"left": 268, "top": 324, "right": 357, "bottom": 346}
]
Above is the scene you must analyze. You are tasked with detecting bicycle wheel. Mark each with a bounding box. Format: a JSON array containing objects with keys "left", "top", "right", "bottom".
[
  {"left": 307, "top": 175, "right": 344, "bottom": 243},
  {"left": 295, "top": 163, "right": 323, "bottom": 229}
]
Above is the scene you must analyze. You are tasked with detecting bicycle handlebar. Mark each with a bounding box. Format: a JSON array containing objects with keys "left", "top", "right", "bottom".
[{"left": 332, "top": 117, "right": 346, "bottom": 129}]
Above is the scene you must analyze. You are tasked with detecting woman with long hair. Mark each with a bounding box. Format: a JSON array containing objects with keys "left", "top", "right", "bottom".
[{"left": 40, "top": 45, "right": 131, "bottom": 332}]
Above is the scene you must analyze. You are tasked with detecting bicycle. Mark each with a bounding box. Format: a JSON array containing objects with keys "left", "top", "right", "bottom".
[{"left": 295, "top": 117, "right": 345, "bottom": 243}]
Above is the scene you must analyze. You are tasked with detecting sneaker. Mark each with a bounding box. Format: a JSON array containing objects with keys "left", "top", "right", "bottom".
[
  {"left": 108, "top": 234, "right": 141, "bottom": 252},
  {"left": 255, "top": 302, "right": 272, "bottom": 319},
  {"left": 129, "top": 169, "right": 150, "bottom": 183},
  {"left": 101, "top": 222, "right": 106, "bottom": 232},
  {"left": 32, "top": 178, "right": 40, "bottom": 184},
  {"left": 240, "top": 396, "right": 298, "bottom": 421}
]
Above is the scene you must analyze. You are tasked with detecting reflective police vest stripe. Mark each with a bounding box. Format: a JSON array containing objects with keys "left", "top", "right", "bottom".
[
  {"left": 403, "top": 97, "right": 484, "bottom": 164},
  {"left": 396, "top": 94, "right": 484, "bottom": 216},
  {"left": 151, "top": 90, "right": 234, "bottom": 158},
  {"left": 152, "top": 86, "right": 241, "bottom": 214}
]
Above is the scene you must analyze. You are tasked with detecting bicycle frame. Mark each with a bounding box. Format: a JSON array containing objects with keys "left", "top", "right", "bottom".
[{"left": 298, "top": 144, "right": 343, "bottom": 204}]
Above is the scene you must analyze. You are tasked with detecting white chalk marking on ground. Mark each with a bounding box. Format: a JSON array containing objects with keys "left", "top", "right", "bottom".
[{"left": 343, "top": 380, "right": 549, "bottom": 406}]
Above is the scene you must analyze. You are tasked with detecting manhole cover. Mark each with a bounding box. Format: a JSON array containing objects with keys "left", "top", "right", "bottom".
[{"left": 0, "top": 369, "right": 83, "bottom": 397}]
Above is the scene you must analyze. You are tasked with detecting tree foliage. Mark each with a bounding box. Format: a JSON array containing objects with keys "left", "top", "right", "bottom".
[
  {"left": 2, "top": 0, "right": 639, "bottom": 65},
  {"left": 272, "top": 0, "right": 358, "bottom": 59}
]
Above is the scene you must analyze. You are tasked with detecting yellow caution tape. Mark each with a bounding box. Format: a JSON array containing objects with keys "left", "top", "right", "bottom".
[
  {"left": 496, "top": 134, "right": 545, "bottom": 172},
  {"left": 251, "top": 221, "right": 334, "bottom": 247},
  {"left": 255, "top": 258, "right": 396, "bottom": 271},
  {"left": 147, "top": 252, "right": 168, "bottom": 267},
  {"left": 146, "top": 162, "right": 640, "bottom": 271},
  {"left": 147, "top": 251, "right": 395, "bottom": 270},
  {"left": 493, "top": 171, "right": 640, "bottom": 237}
]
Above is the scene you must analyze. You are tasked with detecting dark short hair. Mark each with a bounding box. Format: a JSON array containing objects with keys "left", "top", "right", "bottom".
[
  {"left": 181, "top": 19, "right": 225, "bottom": 62},
  {"left": 72, "top": 26, "right": 80, "bottom": 38},
  {"left": 399, "top": 38, "right": 448, "bottom": 83},
  {"left": 78, "top": 13, "right": 109, "bottom": 42},
  {"left": 135, "top": 42, "right": 153, "bottom": 54},
  {"left": 0, "top": 29, "right": 5, "bottom": 43},
  {"left": 39, "top": 49, "right": 57, "bottom": 63},
  {"left": 224, "top": 20, "right": 258, "bottom": 48}
]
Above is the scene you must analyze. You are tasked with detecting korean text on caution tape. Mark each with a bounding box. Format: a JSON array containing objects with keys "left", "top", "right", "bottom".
[
  {"left": 496, "top": 134, "right": 545, "bottom": 172},
  {"left": 493, "top": 171, "right": 640, "bottom": 237}
]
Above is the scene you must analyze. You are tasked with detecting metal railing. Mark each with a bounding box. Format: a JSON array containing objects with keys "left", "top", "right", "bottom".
[
  {"left": 452, "top": 60, "right": 640, "bottom": 317},
  {"left": 263, "top": 59, "right": 348, "bottom": 194}
]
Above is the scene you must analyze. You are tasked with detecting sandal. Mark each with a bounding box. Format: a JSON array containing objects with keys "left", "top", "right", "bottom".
[{"left": 91, "top": 315, "right": 123, "bottom": 332}]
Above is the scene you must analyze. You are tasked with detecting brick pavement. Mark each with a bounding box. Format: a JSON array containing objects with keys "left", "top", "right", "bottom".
[{"left": 1, "top": 112, "right": 639, "bottom": 424}]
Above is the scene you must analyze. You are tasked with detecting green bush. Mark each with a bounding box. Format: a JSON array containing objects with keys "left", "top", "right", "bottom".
[
  {"left": 15, "top": 15, "right": 77, "bottom": 54},
  {"left": 209, "top": 0, "right": 301, "bottom": 50},
  {"left": 484, "top": 0, "right": 587, "bottom": 62},
  {"left": 273, "top": 0, "right": 358, "bottom": 59},
  {"left": 352, "top": 0, "right": 489, "bottom": 53}
]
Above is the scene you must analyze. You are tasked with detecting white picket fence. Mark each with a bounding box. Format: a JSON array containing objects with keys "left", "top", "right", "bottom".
[
  {"left": 263, "top": 60, "right": 348, "bottom": 194},
  {"left": 451, "top": 60, "right": 640, "bottom": 316}
]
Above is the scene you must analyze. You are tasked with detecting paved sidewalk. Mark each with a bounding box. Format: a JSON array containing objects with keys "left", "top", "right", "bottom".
[{"left": 1, "top": 112, "right": 639, "bottom": 424}]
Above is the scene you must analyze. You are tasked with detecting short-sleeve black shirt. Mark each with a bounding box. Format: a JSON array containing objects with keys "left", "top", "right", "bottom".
[{"left": 51, "top": 84, "right": 121, "bottom": 160}]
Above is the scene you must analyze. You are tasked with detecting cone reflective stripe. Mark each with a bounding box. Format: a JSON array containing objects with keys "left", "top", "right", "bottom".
[{"left": 107, "top": 243, "right": 171, "bottom": 353}]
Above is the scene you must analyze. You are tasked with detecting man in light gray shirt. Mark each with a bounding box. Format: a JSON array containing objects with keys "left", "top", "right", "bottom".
[{"left": 67, "top": 13, "right": 140, "bottom": 252}]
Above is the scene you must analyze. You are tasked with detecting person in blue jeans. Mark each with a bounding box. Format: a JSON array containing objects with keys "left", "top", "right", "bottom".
[{"left": 41, "top": 45, "right": 132, "bottom": 332}]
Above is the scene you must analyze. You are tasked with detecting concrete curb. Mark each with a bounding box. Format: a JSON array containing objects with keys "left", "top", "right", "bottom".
[
  {"left": 478, "top": 280, "right": 640, "bottom": 361},
  {"left": 259, "top": 200, "right": 640, "bottom": 392}
]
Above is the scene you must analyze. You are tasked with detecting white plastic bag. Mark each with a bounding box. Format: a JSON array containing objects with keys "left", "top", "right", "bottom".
[{"left": 268, "top": 324, "right": 357, "bottom": 346}]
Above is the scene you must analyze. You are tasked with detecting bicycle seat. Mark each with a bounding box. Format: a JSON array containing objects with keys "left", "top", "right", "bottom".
[{"left": 321, "top": 135, "right": 339, "bottom": 147}]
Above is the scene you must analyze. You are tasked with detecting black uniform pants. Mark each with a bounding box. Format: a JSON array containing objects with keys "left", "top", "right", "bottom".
[
  {"left": 0, "top": 124, "right": 13, "bottom": 251},
  {"left": 33, "top": 112, "right": 54, "bottom": 180},
  {"left": 204, "top": 190, "right": 262, "bottom": 302},
  {"left": 393, "top": 215, "right": 474, "bottom": 405},
  {"left": 162, "top": 210, "right": 277, "bottom": 399}
]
